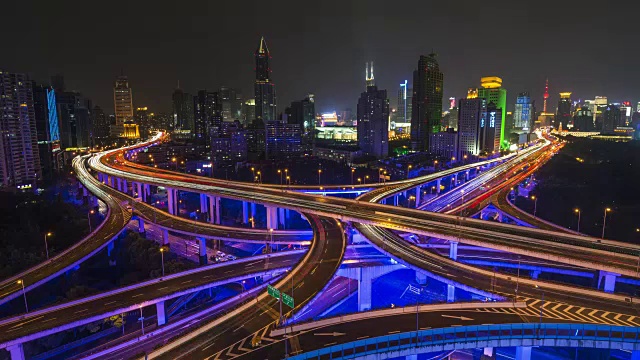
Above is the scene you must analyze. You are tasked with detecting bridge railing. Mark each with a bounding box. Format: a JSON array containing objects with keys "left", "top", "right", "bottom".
[{"left": 289, "top": 323, "right": 640, "bottom": 360}]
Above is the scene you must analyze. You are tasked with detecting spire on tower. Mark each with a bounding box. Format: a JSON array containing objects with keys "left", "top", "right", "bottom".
[
  {"left": 365, "top": 61, "right": 375, "bottom": 87},
  {"left": 543, "top": 78, "right": 549, "bottom": 113},
  {"left": 257, "top": 36, "right": 269, "bottom": 55}
]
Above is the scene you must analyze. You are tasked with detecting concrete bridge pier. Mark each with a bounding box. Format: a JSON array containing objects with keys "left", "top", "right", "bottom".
[
  {"left": 357, "top": 269, "right": 373, "bottom": 311},
  {"left": 598, "top": 271, "right": 619, "bottom": 293},
  {"left": 143, "top": 183, "right": 150, "bottom": 201},
  {"left": 166, "top": 187, "right": 177, "bottom": 215},
  {"left": 416, "top": 271, "right": 428, "bottom": 285},
  {"left": 266, "top": 206, "right": 278, "bottom": 230},
  {"left": 449, "top": 241, "right": 458, "bottom": 260},
  {"left": 116, "top": 177, "right": 122, "bottom": 192},
  {"left": 250, "top": 203, "right": 257, "bottom": 223},
  {"left": 414, "top": 186, "right": 421, "bottom": 207},
  {"left": 122, "top": 179, "right": 128, "bottom": 195},
  {"left": 199, "top": 194, "right": 208, "bottom": 214},
  {"left": 465, "top": 171, "right": 470, "bottom": 181},
  {"left": 197, "top": 237, "right": 207, "bottom": 265},
  {"left": 447, "top": 284, "right": 455, "bottom": 302},
  {"left": 531, "top": 270, "right": 541, "bottom": 279},
  {"left": 162, "top": 229, "right": 169, "bottom": 245},
  {"left": 483, "top": 347, "right": 494, "bottom": 359},
  {"left": 156, "top": 301, "right": 166, "bottom": 326},
  {"left": 137, "top": 218, "right": 146, "bottom": 236},
  {"left": 453, "top": 173, "right": 458, "bottom": 186},
  {"left": 278, "top": 208, "right": 286, "bottom": 229},
  {"left": 107, "top": 242, "right": 115, "bottom": 257},
  {"left": 208, "top": 195, "right": 221, "bottom": 224},
  {"left": 515, "top": 346, "right": 532, "bottom": 360},
  {"left": 6, "top": 343, "right": 25, "bottom": 360},
  {"left": 436, "top": 178, "right": 441, "bottom": 194},
  {"left": 242, "top": 201, "right": 249, "bottom": 224}
]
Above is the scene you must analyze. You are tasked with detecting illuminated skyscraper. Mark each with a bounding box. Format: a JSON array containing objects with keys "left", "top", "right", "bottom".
[
  {"left": 220, "top": 86, "right": 244, "bottom": 122},
  {"left": 194, "top": 90, "right": 222, "bottom": 144},
  {"left": 457, "top": 93, "right": 486, "bottom": 160},
  {"left": 357, "top": 75, "right": 389, "bottom": 159},
  {"left": 365, "top": 62, "right": 375, "bottom": 88},
  {"left": 397, "top": 80, "right": 412, "bottom": 124},
  {"left": 555, "top": 92, "right": 572, "bottom": 129},
  {"left": 254, "top": 37, "right": 276, "bottom": 123},
  {"left": 513, "top": 92, "right": 533, "bottom": 130},
  {"left": 0, "top": 71, "right": 41, "bottom": 188},
  {"left": 113, "top": 74, "right": 133, "bottom": 125},
  {"left": 602, "top": 104, "right": 621, "bottom": 134},
  {"left": 411, "top": 54, "right": 444, "bottom": 152},
  {"left": 172, "top": 87, "right": 194, "bottom": 132},
  {"left": 542, "top": 78, "right": 549, "bottom": 113},
  {"left": 477, "top": 77, "right": 507, "bottom": 149}
]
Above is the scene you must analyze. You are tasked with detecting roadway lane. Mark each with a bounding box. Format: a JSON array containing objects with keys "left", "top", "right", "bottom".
[
  {"left": 90, "top": 139, "right": 640, "bottom": 277},
  {"left": 0, "top": 156, "right": 131, "bottom": 307},
  {"left": 149, "top": 215, "right": 346, "bottom": 360},
  {"left": 0, "top": 252, "right": 300, "bottom": 349}
]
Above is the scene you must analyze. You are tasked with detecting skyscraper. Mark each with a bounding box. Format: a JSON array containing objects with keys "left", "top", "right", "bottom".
[
  {"left": 480, "top": 102, "right": 502, "bottom": 153},
  {"left": 555, "top": 92, "right": 572, "bottom": 129},
  {"left": 220, "top": 87, "right": 244, "bottom": 122},
  {"left": 513, "top": 92, "right": 533, "bottom": 131},
  {"left": 56, "top": 90, "right": 93, "bottom": 148},
  {"left": 33, "top": 83, "right": 61, "bottom": 180},
  {"left": 357, "top": 65, "right": 389, "bottom": 159},
  {"left": 411, "top": 54, "right": 443, "bottom": 152},
  {"left": 113, "top": 74, "right": 133, "bottom": 125},
  {"left": 254, "top": 37, "right": 276, "bottom": 123},
  {"left": 477, "top": 77, "right": 507, "bottom": 149},
  {"left": 194, "top": 90, "right": 222, "bottom": 144},
  {"left": 265, "top": 120, "right": 302, "bottom": 160},
  {"left": 457, "top": 91, "right": 486, "bottom": 160},
  {"left": 365, "top": 62, "right": 375, "bottom": 88},
  {"left": 0, "top": 71, "right": 41, "bottom": 188},
  {"left": 92, "top": 105, "right": 110, "bottom": 139},
  {"left": 172, "top": 87, "right": 195, "bottom": 132},
  {"left": 573, "top": 106, "right": 593, "bottom": 131},
  {"left": 397, "top": 80, "right": 412, "bottom": 124},
  {"left": 602, "top": 104, "right": 621, "bottom": 134},
  {"left": 289, "top": 94, "right": 316, "bottom": 154}
]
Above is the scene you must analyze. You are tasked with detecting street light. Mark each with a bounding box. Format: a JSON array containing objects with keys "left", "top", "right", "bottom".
[
  {"left": 318, "top": 169, "right": 322, "bottom": 184},
  {"left": 251, "top": 167, "right": 255, "bottom": 180},
  {"left": 574, "top": 208, "right": 581, "bottom": 233},
  {"left": 249, "top": 217, "right": 255, "bottom": 228},
  {"left": 44, "top": 232, "right": 52, "bottom": 259},
  {"left": 257, "top": 171, "right": 262, "bottom": 184},
  {"left": 17, "top": 280, "right": 28, "bottom": 313},
  {"left": 88, "top": 210, "right": 95, "bottom": 232},
  {"left": 139, "top": 305, "right": 145, "bottom": 335},
  {"left": 172, "top": 157, "right": 177, "bottom": 170},
  {"left": 160, "top": 247, "right": 166, "bottom": 277},
  {"left": 357, "top": 177, "right": 362, "bottom": 185},
  {"left": 269, "top": 228, "right": 274, "bottom": 253},
  {"left": 278, "top": 169, "right": 283, "bottom": 185},
  {"left": 364, "top": 175, "right": 369, "bottom": 184},
  {"left": 286, "top": 175, "right": 291, "bottom": 185},
  {"left": 602, "top": 207, "right": 611, "bottom": 239},
  {"left": 407, "top": 164, "right": 413, "bottom": 179},
  {"left": 460, "top": 190, "right": 465, "bottom": 216},
  {"left": 351, "top": 168, "right": 355, "bottom": 184},
  {"left": 530, "top": 196, "right": 538, "bottom": 216}
]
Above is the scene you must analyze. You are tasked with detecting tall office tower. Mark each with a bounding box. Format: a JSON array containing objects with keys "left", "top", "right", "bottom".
[
  {"left": 357, "top": 71, "right": 389, "bottom": 159},
  {"left": 480, "top": 102, "right": 502, "bottom": 153},
  {"left": 573, "top": 106, "right": 594, "bottom": 131},
  {"left": 32, "top": 83, "right": 61, "bottom": 180},
  {"left": 513, "top": 92, "right": 533, "bottom": 131},
  {"left": 254, "top": 37, "right": 276, "bottom": 123},
  {"left": 92, "top": 105, "right": 109, "bottom": 139},
  {"left": 442, "top": 107, "right": 458, "bottom": 130},
  {"left": 56, "top": 90, "right": 93, "bottom": 148},
  {"left": 0, "top": 71, "right": 41, "bottom": 188},
  {"left": 289, "top": 94, "right": 316, "bottom": 154},
  {"left": 172, "top": 87, "right": 195, "bottom": 132},
  {"left": 194, "top": 91, "right": 222, "bottom": 145},
  {"left": 397, "top": 80, "right": 412, "bottom": 124},
  {"left": 602, "top": 104, "right": 621, "bottom": 134},
  {"left": 243, "top": 99, "right": 256, "bottom": 126},
  {"left": 449, "top": 97, "right": 456, "bottom": 110},
  {"left": 542, "top": 78, "right": 549, "bottom": 113},
  {"left": 113, "top": 74, "right": 133, "bottom": 125},
  {"left": 457, "top": 92, "right": 487, "bottom": 160},
  {"left": 220, "top": 87, "right": 244, "bottom": 122},
  {"left": 265, "top": 120, "right": 302, "bottom": 160},
  {"left": 555, "top": 92, "right": 572, "bottom": 129},
  {"left": 477, "top": 77, "right": 507, "bottom": 149},
  {"left": 411, "top": 54, "right": 444, "bottom": 152}
]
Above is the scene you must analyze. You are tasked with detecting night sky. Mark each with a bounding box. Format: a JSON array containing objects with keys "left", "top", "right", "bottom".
[{"left": 3, "top": 1, "right": 638, "bottom": 114}]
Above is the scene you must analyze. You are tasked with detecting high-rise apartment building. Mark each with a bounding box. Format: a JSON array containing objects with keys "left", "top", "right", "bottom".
[
  {"left": 254, "top": 37, "right": 276, "bottom": 123},
  {"left": 92, "top": 105, "right": 110, "bottom": 139},
  {"left": 113, "top": 74, "right": 133, "bottom": 125},
  {"left": 411, "top": 54, "right": 443, "bottom": 152},
  {"left": 602, "top": 104, "right": 621, "bottom": 134},
  {"left": 357, "top": 66, "right": 389, "bottom": 159},
  {"left": 243, "top": 99, "right": 256, "bottom": 126},
  {"left": 172, "top": 87, "right": 195, "bottom": 132},
  {"left": 289, "top": 94, "right": 316, "bottom": 154},
  {"left": 220, "top": 87, "right": 244, "bottom": 122},
  {"left": 477, "top": 77, "right": 507, "bottom": 149},
  {"left": 56, "top": 90, "right": 93, "bottom": 148},
  {"left": 555, "top": 92, "right": 572, "bottom": 129},
  {"left": 513, "top": 92, "right": 533, "bottom": 131},
  {"left": 573, "top": 106, "right": 593, "bottom": 131},
  {"left": 0, "top": 71, "right": 41, "bottom": 188},
  {"left": 194, "top": 90, "right": 222, "bottom": 144},
  {"left": 457, "top": 92, "right": 486, "bottom": 160},
  {"left": 265, "top": 120, "right": 302, "bottom": 160}
]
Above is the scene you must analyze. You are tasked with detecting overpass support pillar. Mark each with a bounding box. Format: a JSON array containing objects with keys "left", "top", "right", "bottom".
[
  {"left": 436, "top": 178, "right": 441, "bottom": 194},
  {"left": 143, "top": 183, "right": 150, "bottom": 201},
  {"left": 137, "top": 218, "right": 145, "bottom": 235},
  {"left": 250, "top": 203, "right": 257, "bottom": 221},
  {"left": 631, "top": 351, "right": 640, "bottom": 360},
  {"left": 7, "top": 343, "right": 25, "bottom": 360},
  {"left": 483, "top": 347, "right": 494, "bottom": 358},
  {"left": 416, "top": 271, "right": 427, "bottom": 285},
  {"left": 393, "top": 195, "right": 398, "bottom": 206},
  {"left": 415, "top": 186, "right": 421, "bottom": 207},
  {"left": 278, "top": 208, "right": 286, "bottom": 229},
  {"left": 199, "top": 194, "right": 208, "bottom": 213},
  {"left": 531, "top": 270, "right": 541, "bottom": 279},
  {"left": 453, "top": 173, "right": 458, "bottom": 186},
  {"left": 107, "top": 241, "right": 114, "bottom": 256},
  {"left": 598, "top": 271, "right": 619, "bottom": 293},
  {"left": 449, "top": 241, "right": 458, "bottom": 260},
  {"left": 162, "top": 229, "right": 169, "bottom": 246},
  {"left": 266, "top": 206, "right": 278, "bottom": 230},
  {"left": 156, "top": 301, "right": 166, "bottom": 326},
  {"left": 197, "top": 237, "right": 207, "bottom": 265},
  {"left": 242, "top": 201, "right": 249, "bottom": 224},
  {"left": 166, "top": 187, "right": 176, "bottom": 215},
  {"left": 357, "top": 267, "right": 373, "bottom": 311},
  {"left": 515, "top": 346, "right": 532, "bottom": 360},
  {"left": 447, "top": 284, "right": 455, "bottom": 302},
  {"left": 208, "top": 195, "right": 220, "bottom": 224},
  {"left": 122, "top": 179, "right": 128, "bottom": 195},
  {"left": 496, "top": 211, "right": 504, "bottom": 223},
  {"left": 116, "top": 177, "right": 122, "bottom": 192}
]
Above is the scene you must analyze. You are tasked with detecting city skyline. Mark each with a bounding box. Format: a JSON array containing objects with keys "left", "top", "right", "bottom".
[{"left": 2, "top": 1, "right": 638, "bottom": 115}]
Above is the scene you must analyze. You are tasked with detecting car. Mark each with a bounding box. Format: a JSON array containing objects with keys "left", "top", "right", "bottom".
[
  {"left": 216, "top": 250, "right": 225, "bottom": 257},
  {"left": 226, "top": 255, "right": 237, "bottom": 261}
]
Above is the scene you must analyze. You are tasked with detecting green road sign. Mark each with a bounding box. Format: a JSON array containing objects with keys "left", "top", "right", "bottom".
[
  {"left": 282, "top": 293, "right": 294, "bottom": 308},
  {"left": 267, "top": 285, "right": 280, "bottom": 299}
]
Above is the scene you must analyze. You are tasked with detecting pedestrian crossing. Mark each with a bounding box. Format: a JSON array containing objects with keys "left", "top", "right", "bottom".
[{"left": 475, "top": 296, "right": 640, "bottom": 327}]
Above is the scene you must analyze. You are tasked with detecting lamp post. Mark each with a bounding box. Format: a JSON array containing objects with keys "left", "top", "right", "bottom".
[
  {"left": 278, "top": 169, "right": 283, "bottom": 185},
  {"left": 357, "top": 177, "right": 362, "bottom": 185},
  {"left": 531, "top": 196, "right": 538, "bottom": 216},
  {"left": 88, "top": 210, "right": 95, "bottom": 232},
  {"left": 351, "top": 168, "right": 355, "bottom": 185},
  {"left": 574, "top": 208, "right": 581, "bottom": 233},
  {"left": 139, "top": 305, "right": 145, "bottom": 335},
  {"left": 257, "top": 171, "right": 262, "bottom": 184},
  {"left": 160, "top": 247, "right": 165, "bottom": 277},
  {"left": 269, "top": 228, "right": 274, "bottom": 253},
  {"left": 602, "top": 207, "right": 611, "bottom": 239},
  {"left": 407, "top": 165, "right": 412, "bottom": 179},
  {"left": 249, "top": 217, "right": 255, "bottom": 228},
  {"left": 44, "top": 232, "right": 52, "bottom": 259},
  {"left": 434, "top": 160, "right": 438, "bottom": 170},
  {"left": 365, "top": 175, "right": 369, "bottom": 184},
  {"left": 17, "top": 280, "right": 28, "bottom": 313},
  {"left": 460, "top": 190, "right": 465, "bottom": 216},
  {"left": 318, "top": 169, "right": 322, "bottom": 185},
  {"left": 172, "top": 157, "right": 177, "bottom": 170},
  {"left": 463, "top": 154, "right": 468, "bottom": 164},
  {"left": 251, "top": 167, "right": 255, "bottom": 180},
  {"left": 286, "top": 175, "right": 290, "bottom": 186}
]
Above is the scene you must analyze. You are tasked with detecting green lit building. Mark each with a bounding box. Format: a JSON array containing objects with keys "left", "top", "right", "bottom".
[{"left": 477, "top": 77, "right": 508, "bottom": 149}]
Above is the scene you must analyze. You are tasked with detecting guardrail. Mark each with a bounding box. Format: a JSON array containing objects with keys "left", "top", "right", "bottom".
[{"left": 290, "top": 323, "right": 640, "bottom": 360}]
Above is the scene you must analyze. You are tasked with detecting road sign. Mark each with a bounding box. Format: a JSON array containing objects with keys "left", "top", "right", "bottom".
[
  {"left": 267, "top": 285, "right": 280, "bottom": 299},
  {"left": 282, "top": 293, "right": 294, "bottom": 308}
]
